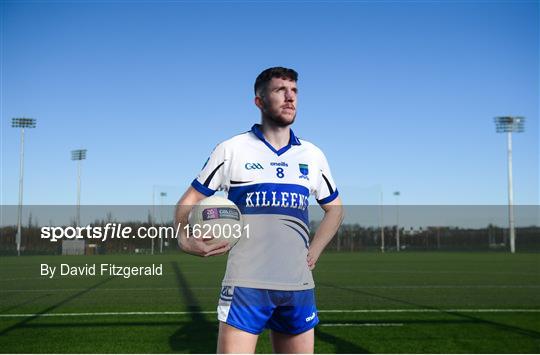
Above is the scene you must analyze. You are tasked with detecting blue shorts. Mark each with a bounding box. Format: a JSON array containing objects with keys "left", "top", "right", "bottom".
[{"left": 217, "top": 286, "right": 319, "bottom": 335}]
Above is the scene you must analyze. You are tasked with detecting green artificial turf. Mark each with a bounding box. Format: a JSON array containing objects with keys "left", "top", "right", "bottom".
[{"left": 0, "top": 252, "right": 539, "bottom": 353}]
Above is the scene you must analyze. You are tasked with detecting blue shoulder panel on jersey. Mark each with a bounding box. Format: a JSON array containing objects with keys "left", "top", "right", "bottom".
[
  {"left": 191, "top": 179, "right": 216, "bottom": 197},
  {"left": 316, "top": 189, "right": 339, "bottom": 205},
  {"left": 228, "top": 183, "right": 310, "bottom": 224}
]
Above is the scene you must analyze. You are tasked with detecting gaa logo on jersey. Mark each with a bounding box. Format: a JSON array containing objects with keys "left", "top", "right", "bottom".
[
  {"left": 245, "top": 163, "right": 264, "bottom": 170},
  {"left": 299, "top": 163, "right": 309, "bottom": 180}
]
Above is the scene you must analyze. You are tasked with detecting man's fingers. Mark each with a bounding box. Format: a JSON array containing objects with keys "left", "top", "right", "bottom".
[
  {"left": 307, "top": 254, "right": 315, "bottom": 264},
  {"left": 307, "top": 252, "right": 317, "bottom": 270},
  {"left": 205, "top": 243, "right": 230, "bottom": 257},
  {"left": 185, "top": 238, "right": 230, "bottom": 257},
  {"left": 207, "top": 240, "right": 229, "bottom": 251},
  {"left": 203, "top": 240, "right": 230, "bottom": 256},
  {"left": 192, "top": 239, "right": 212, "bottom": 254}
]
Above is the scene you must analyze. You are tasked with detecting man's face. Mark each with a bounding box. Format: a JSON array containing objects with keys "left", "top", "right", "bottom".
[{"left": 257, "top": 77, "right": 297, "bottom": 127}]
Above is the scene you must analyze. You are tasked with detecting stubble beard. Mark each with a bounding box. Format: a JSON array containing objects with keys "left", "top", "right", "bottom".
[
  {"left": 261, "top": 101, "right": 296, "bottom": 127},
  {"left": 265, "top": 112, "right": 296, "bottom": 127}
]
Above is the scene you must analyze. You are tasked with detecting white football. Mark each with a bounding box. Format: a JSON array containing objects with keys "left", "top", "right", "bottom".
[{"left": 188, "top": 195, "right": 244, "bottom": 248}]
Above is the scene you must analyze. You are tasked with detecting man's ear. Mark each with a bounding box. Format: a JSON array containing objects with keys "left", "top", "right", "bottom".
[{"left": 254, "top": 96, "right": 265, "bottom": 110}]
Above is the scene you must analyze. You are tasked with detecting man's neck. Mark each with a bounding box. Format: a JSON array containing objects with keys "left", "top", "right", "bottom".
[{"left": 260, "top": 120, "right": 291, "bottom": 150}]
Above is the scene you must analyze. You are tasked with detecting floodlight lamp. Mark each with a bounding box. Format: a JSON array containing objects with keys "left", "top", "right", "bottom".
[
  {"left": 11, "top": 118, "right": 37, "bottom": 128},
  {"left": 71, "top": 149, "right": 87, "bottom": 161},
  {"left": 494, "top": 116, "right": 525, "bottom": 133}
]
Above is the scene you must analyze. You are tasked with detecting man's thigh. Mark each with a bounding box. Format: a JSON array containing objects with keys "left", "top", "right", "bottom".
[
  {"left": 217, "top": 321, "right": 259, "bottom": 354},
  {"left": 270, "top": 328, "right": 314, "bottom": 354}
]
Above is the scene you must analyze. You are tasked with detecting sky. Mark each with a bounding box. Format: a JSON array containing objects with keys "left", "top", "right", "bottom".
[{"left": 1, "top": 0, "right": 538, "bottom": 208}]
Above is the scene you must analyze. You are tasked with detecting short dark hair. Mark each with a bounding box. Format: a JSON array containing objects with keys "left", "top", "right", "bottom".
[{"left": 254, "top": 67, "right": 298, "bottom": 96}]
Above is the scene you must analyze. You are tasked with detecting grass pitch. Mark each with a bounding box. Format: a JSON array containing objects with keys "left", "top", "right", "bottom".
[{"left": 0, "top": 252, "right": 539, "bottom": 353}]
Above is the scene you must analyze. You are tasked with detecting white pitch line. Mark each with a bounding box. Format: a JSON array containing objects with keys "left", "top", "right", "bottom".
[
  {"left": 0, "top": 277, "right": 43, "bottom": 282},
  {"left": 0, "top": 287, "right": 183, "bottom": 293},
  {"left": 324, "top": 285, "right": 540, "bottom": 289},
  {"left": 319, "top": 309, "right": 540, "bottom": 313},
  {"left": 320, "top": 323, "right": 404, "bottom": 327},
  {"left": 0, "top": 309, "right": 539, "bottom": 318},
  {"left": 318, "top": 270, "right": 540, "bottom": 276},
  {"left": 0, "top": 311, "right": 216, "bottom": 317},
  {"left": 2, "top": 285, "right": 539, "bottom": 293},
  {"left": 1, "top": 271, "right": 538, "bottom": 281}
]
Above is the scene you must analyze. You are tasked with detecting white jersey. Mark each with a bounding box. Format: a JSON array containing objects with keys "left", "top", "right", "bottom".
[{"left": 191, "top": 124, "right": 339, "bottom": 291}]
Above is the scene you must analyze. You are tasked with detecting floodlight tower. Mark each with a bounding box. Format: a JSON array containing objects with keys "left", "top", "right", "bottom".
[
  {"left": 11, "top": 118, "right": 37, "bottom": 256},
  {"left": 494, "top": 116, "right": 525, "bottom": 254},
  {"left": 379, "top": 187, "right": 385, "bottom": 253},
  {"left": 160, "top": 191, "right": 167, "bottom": 253},
  {"left": 152, "top": 185, "right": 156, "bottom": 255},
  {"left": 71, "top": 149, "right": 87, "bottom": 228},
  {"left": 394, "top": 191, "right": 400, "bottom": 251}
]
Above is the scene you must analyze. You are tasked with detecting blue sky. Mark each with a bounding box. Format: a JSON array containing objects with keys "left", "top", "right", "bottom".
[{"left": 1, "top": 0, "right": 538, "bottom": 206}]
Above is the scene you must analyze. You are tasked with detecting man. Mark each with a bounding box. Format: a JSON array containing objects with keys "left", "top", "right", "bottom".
[{"left": 175, "top": 67, "right": 343, "bottom": 353}]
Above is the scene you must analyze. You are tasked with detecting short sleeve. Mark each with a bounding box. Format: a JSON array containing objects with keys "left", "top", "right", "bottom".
[
  {"left": 191, "top": 143, "right": 227, "bottom": 196},
  {"left": 314, "top": 150, "right": 339, "bottom": 205}
]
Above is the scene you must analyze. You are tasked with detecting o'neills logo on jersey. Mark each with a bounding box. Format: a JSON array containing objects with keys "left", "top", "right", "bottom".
[
  {"left": 270, "top": 162, "right": 288, "bottom": 167},
  {"left": 245, "top": 190, "right": 309, "bottom": 210}
]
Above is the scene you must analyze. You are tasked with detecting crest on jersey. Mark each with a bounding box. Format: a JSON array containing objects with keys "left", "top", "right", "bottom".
[
  {"left": 299, "top": 163, "right": 309, "bottom": 180},
  {"left": 220, "top": 286, "right": 234, "bottom": 301}
]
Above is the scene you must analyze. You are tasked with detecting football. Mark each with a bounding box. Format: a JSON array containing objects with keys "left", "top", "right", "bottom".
[{"left": 188, "top": 195, "right": 244, "bottom": 247}]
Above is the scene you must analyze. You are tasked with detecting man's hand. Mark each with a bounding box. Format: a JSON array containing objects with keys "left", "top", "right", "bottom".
[
  {"left": 175, "top": 187, "right": 231, "bottom": 257},
  {"left": 180, "top": 235, "right": 230, "bottom": 257},
  {"left": 307, "top": 247, "right": 321, "bottom": 270},
  {"left": 307, "top": 197, "right": 344, "bottom": 270}
]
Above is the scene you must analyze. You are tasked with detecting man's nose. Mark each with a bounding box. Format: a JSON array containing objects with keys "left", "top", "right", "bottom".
[{"left": 285, "top": 90, "right": 296, "bottom": 101}]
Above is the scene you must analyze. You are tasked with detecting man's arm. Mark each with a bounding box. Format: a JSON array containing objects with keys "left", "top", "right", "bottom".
[
  {"left": 175, "top": 186, "right": 230, "bottom": 257},
  {"left": 307, "top": 196, "right": 344, "bottom": 270}
]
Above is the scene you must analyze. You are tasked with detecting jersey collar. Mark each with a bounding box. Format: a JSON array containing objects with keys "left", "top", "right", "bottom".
[{"left": 251, "top": 124, "right": 301, "bottom": 156}]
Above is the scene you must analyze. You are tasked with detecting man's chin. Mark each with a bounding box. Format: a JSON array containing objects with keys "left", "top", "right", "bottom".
[{"left": 268, "top": 114, "right": 296, "bottom": 127}]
